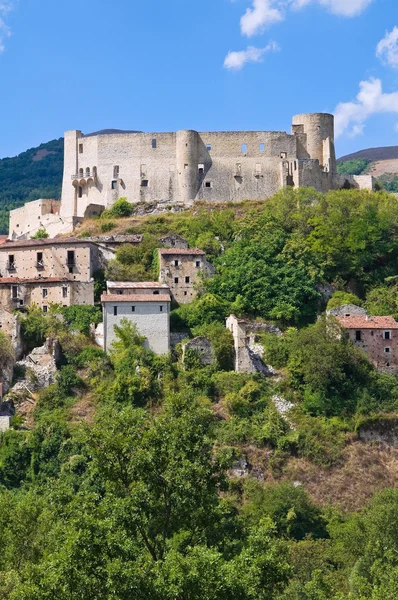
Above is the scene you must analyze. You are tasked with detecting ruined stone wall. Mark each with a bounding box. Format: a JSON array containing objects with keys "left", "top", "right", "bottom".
[{"left": 9, "top": 199, "right": 72, "bottom": 240}]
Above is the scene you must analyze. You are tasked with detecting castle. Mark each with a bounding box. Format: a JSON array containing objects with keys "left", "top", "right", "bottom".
[{"left": 9, "top": 113, "right": 375, "bottom": 240}]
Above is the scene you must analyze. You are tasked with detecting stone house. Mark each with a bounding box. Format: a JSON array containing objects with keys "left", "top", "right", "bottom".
[
  {"left": 158, "top": 248, "right": 214, "bottom": 304},
  {"left": 336, "top": 315, "right": 398, "bottom": 373},
  {"left": 327, "top": 304, "right": 367, "bottom": 317},
  {"left": 101, "top": 281, "right": 171, "bottom": 354},
  {"left": 0, "top": 237, "right": 101, "bottom": 315}
]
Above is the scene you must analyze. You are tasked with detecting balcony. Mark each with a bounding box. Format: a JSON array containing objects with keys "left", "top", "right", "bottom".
[{"left": 72, "top": 171, "right": 97, "bottom": 180}]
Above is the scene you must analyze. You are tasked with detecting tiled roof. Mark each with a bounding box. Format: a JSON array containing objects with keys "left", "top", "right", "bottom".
[
  {"left": 0, "top": 277, "right": 73, "bottom": 284},
  {"left": 336, "top": 315, "right": 398, "bottom": 329},
  {"left": 101, "top": 293, "right": 170, "bottom": 303},
  {"left": 107, "top": 281, "right": 169, "bottom": 289},
  {"left": 0, "top": 237, "right": 93, "bottom": 249},
  {"left": 158, "top": 248, "right": 205, "bottom": 255}
]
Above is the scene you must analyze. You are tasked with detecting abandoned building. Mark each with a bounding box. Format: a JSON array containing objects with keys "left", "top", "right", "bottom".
[
  {"left": 101, "top": 281, "right": 171, "bottom": 354},
  {"left": 336, "top": 315, "right": 398, "bottom": 373},
  {"left": 226, "top": 314, "right": 281, "bottom": 374},
  {"left": 327, "top": 304, "right": 367, "bottom": 317},
  {"left": 158, "top": 248, "right": 214, "bottom": 304},
  {"left": 0, "top": 237, "right": 101, "bottom": 316}
]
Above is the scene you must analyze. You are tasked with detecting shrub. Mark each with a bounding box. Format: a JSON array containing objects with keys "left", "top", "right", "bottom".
[
  {"left": 31, "top": 228, "right": 49, "bottom": 239},
  {"left": 61, "top": 305, "right": 102, "bottom": 336},
  {"left": 326, "top": 291, "right": 362, "bottom": 310},
  {"left": 100, "top": 221, "right": 116, "bottom": 233},
  {"left": 105, "top": 197, "right": 133, "bottom": 218}
]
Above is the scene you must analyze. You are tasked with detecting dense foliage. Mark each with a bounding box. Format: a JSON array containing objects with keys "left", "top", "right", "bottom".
[{"left": 337, "top": 158, "right": 370, "bottom": 175}]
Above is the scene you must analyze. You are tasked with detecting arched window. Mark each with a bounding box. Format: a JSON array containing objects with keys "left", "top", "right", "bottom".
[
  {"left": 79, "top": 168, "right": 84, "bottom": 177},
  {"left": 86, "top": 167, "right": 90, "bottom": 176}
]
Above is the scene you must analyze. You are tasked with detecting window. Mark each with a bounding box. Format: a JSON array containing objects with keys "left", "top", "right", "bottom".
[
  {"left": 355, "top": 330, "right": 362, "bottom": 341},
  {"left": 8, "top": 255, "right": 15, "bottom": 270},
  {"left": 195, "top": 261, "right": 200, "bottom": 268},
  {"left": 185, "top": 276, "right": 190, "bottom": 284},
  {"left": 174, "top": 260, "right": 179, "bottom": 267},
  {"left": 241, "top": 143, "right": 247, "bottom": 153},
  {"left": 131, "top": 306, "right": 135, "bottom": 312},
  {"left": 174, "top": 277, "right": 179, "bottom": 284},
  {"left": 385, "top": 347, "right": 391, "bottom": 353},
  {"left": 86, "top": 167, "right": 90, "bottom": 176},
  {"left": 259, "top": 143, "right": 265, "bottom": 151},
  {"left": 153, "top": 290, "right": 159, "bottom": 295},
  {"left": 345, "top": 313, "right": 350, "bottom": 317},
  {"left": 111, "top": 180, "right": 117, "bottom": 190},
  {"left": 79, "top": 144, "right": 83, "bottom": 154},
  {"left": 160, "top": 306, "right": 163, "bottom": 312},
  {"left": 37, "top": 252, "right": 43, "bottom": 268},
  {"left": 42, "top": 306, "right": 48, "bottom": 313},
  {"left": 184, "top": 164, "right": 188, "bottom": 169},
  {"left": 384, "top": 331, "right": 391, "bottom": 340},
  {"left": 206, "top": 143, "right": 211, "bottom": 151},
  {"left": 11, "top": 286, "right": 17, "bottom": 299},
  {"left": 198, "top": 163, "right": 204, "bottom": 173},
  {"left": 141, "top": 180, "right": 149, "bottom": 187},
  {"left": 113, "top": 165, "right": 119, "bottom": 179},
  {"left": 78, "top": 186, "right": 83, "bottom": 198},
  {"left": 67, "top": 250, "right": 75, "bottom": 267},
  {"left": 62, "top": 287, "right": 68, "bottom": 298},
  {"left": 184, "top": 291, "right": 187, "bottom": 296},
  {"left": 113, "top": 306, "right": 118, "bottom": 316},
  {"left": 42, "top": 289, "right": 48, "bottom": 298},
  {"left": 79, "top": 168, "right": 84, "bottom": 177},
  {"left": 205, "top": 181, "right": 212, "bottom": 188},
  {"left": 152, "top": 138, "right": 157, "bottom": 149},
  {"left": 280, "top": 152, "right": 287, "bottom": 159}
]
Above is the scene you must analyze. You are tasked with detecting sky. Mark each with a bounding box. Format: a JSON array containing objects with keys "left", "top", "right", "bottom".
[{"left": 0, "top": 0, "right": 398, "bottom": 159}]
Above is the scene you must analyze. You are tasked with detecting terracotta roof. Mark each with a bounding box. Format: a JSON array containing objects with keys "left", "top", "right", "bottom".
[
  {"left": 336, "top": 316, "right": 398, "bottom": 329},
  {"left": 1, "top": 237, "right": 93, "bottom": 249},
  {"left": 0, "top": 277, "right": 73, "bottom": 284},
  {"left": 101, "top": 293, "right": 170, "bottom": 303},
  {"left": 158, "top": 248, "right": 205, "bottom": 255},
  {"left": 0, "top": 236, "right": 8, "bottom": 245},
  {"left": 107, "top": 281, "right": 169, "bottom": 289}
]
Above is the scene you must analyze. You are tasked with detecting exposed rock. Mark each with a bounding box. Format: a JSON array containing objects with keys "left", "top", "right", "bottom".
[
  {"left": 272, "top": 395, "right": 294, "bottom": 417},
  {"left": 11, "top": 337, "right": 60, "bottom": 393},
  {"left": 0, "top": 416, "right": 11, "bottom": 432},
  {"left": 230, "top": 455, "right": 249, "bottom": 478}
]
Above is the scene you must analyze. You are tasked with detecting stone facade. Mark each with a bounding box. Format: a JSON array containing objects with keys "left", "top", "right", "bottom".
[
  {"left": 0, "top": 237, "right": 100, "bottom": 312},
  {"left": 60, "top": 114, "right": 375, "bottom": 218},
  {"left": 101, "top": 281, "right": 171, "bottom": 354},
  {"left": 158, "top": 248, "right": 214, "bottom": 304},
  {"left": 327, "top": 304, "right": 367, "bottom": 317},
  {"left": 226, "top": 314, "right": 281, "bottom": 374},
  {"left": 158, "top": 234, "right": 189, "bottom": 249},
  {"left": 9, "top": 199, "right": 76, "bottom": 240},
  {"left": 336, "top": 315, "right": 398, "bottom": 373},
  {"left": 182, "top": 336, "right": 214, "bottom": 367}
]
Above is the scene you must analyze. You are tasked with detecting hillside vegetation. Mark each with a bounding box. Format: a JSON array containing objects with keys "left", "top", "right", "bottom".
[
  {"left": 0, "top": 138, "right": 63, "bottom": 233},
  {"left": 2, "top": 188, "right": 398, "bottom": 597}
]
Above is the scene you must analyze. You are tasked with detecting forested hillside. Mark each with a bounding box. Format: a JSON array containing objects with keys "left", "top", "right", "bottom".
[
  {"left": 2, "top": 189, "right": 398, "bottom": 597},
  {"left": 0, "top": 138, "right": 63, "bottom": 233}
]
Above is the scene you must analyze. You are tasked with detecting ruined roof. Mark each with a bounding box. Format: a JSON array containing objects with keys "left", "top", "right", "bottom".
[
  {"left": 336, "top": 316, "right": 398, "bottom": 329},
  {"left": 158, "top": 248, "right": 205, "bottom": 256},
  {"left": 1, "top": 237, "right": 93, "bottom": 249},
  {"left": 81, "top": 234, "right": 143, "bottom": 244},
  {"left": 101, "top": 293, "right": 170, "bottom": 303},
  {"left": 107, "top": 281, "right": 169, "bottom": 289},
  {"left": 0, "top": 277, "right": 72, "bottom": 284}
]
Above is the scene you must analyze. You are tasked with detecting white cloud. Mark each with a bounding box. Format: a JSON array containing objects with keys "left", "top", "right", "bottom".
[
  {"left": 291, "top": 0, "right": 373, "bottom": 17},
  {"left": 334, "top": 77, "right": 398, "bottom": 138},
  {"left": 0, "top": 1, "right": 14, "bottom": 53},
  {"left": 240, "top": 0, "right": 284, "bottom": 37},
  {"left": 224, "top": 41, "right": 280, "bottom": 70},
  {"left": 377, "top": 27, "right": 398, "bottom": 68}
]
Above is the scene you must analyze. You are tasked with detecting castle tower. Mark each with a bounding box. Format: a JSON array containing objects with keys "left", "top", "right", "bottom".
[
  {"left": 291, "top": 113, "right": 336, "bottom": 173},
  {"left": 61, "top": 130, "right": 81, "bottom": 218},
  {"left": 176, "top": 130, "right": 199, "bottom": 203}
]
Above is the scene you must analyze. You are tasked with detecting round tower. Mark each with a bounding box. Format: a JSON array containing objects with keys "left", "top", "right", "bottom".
[
  {"left": 176, "top": 130, "right": 199, "bottom": 203},
  {"left": 291, "top": 113, "right": 335, "bottom": 171}
]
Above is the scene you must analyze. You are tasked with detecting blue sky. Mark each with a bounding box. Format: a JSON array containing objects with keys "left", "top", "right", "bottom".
[{"left": 0, "top": 0, "right": 398, "bottom": 158}]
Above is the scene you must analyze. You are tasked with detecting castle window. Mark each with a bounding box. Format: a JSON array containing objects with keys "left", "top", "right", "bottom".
[
  {"left": 79, "top": 144, "right": 83, "bottom": 154},
  {"left": 185, "top": 276, "right": 190, "bottom": 284},
  {"left": 42, "top": 288, "right": 48, "bottom": 298},
  {"left": 86, "top": 167, "right": 90, "bottom": 176},
  {"left": 198, "top": 164, "right": 204, "bottom": 173},
  {"left": 78, "top": 186, "right": 83, "bottom": 198},
  {"left": 196, "top": 261, "right": 200, "bottom": 268},
  {"left": 113, "top": 166, "right": 119, "bottom": 179},
  {"left": 62, "top": 287, "right": 68, "bottom": 298},
  {"left": 259, "top": 143, "right": 265, "bottom": 151},
  {"left": 113, "top": 306, "right": 118, "bottom": 316},
  {"left": 111, "top": 180, "right": 117, "bottom": 190},
  {"left": 241, "top": 143, "right": 247, "bottom": 153},
  {"left": 355, "top": 330, "right": 362, "bottom": 341},
  {"left": 204, "top": 181, "right": 212, "bottom": 188},
  {"left": 174, "top": 277, "right": 179, "bottom": 284},
  {"left": 79, "top": 168, "right": 84, "bottom": 177},
  {"left": 206, "top": 143, "right": 211, "bottom": 151},
  {"left": 141, "top": 180, "right": 149, "bottom": 187},
  {"left": 152, "top": 138, "right": 157, "bottom": 149},
  {"left": 131, "top": 306, "right": 135, "bottom": 312}
]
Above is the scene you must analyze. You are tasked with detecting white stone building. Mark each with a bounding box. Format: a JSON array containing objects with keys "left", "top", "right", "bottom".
[{"left": 101, "top": 282, "right": 171, "bottom": 354}]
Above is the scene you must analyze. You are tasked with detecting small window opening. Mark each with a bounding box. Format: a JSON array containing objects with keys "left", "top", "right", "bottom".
[
  {"left": 86, "top": 167, "right": 90, "bottom": 176},
  {"left": 185, "top": 276, "right": 190, "bottom": 284},
  {"left": 8, "top": 255, "right": 15, "bottom": 270},
  {"left": 111, "top": 180, "right": 117, "bottom": 190},
  {"left": 113, "top": 165, "right": 119, "bottom": 179},
  {"left": 241, "top": 143, "right": 247, "bottom": 153},
  {"left": 79, "top": 144, "right": 83, "bottom": 154},
  {"left": 152, "top": 138, "right": 157, "bottom": 149},
  {"left": 195, "top": 261, "right": 200, "bottom": 268},
  {"left": 11, "top": 286, "right": 17, "bottom": 299},
  {"left": 385, "top": 347, "right": 391, "bottom": 353},
  {"left": 174, "top": 277, "right": 179, "bottom": 284},
  {"left": 42, "top": 306, "right": 48, "bottom": 313},
  {"left": 259, "top": 143, "right": 265, "bottom": 151},
  {"left": 355, "top": 330, "right": 362, "bottom": 342},
  {"left": 280, "top": 152, "right": 287, "bottom": 159},
  {"left": 384, "top": 331, "right": 391, "bottom": 340},
  {"left": 42, "top": 288, "right": 48, "bottom": 298},
  {"left": 131, "top": 306, "right": 135, "bottom": 312},
  {"left": 174, "top": 260, "right": 179, "bottom": 267},
  {"left": 141, "top": 180, "right": 149, "bottom": 187},
  {"left": 79, "top": 168, "right": 84, "bottom": 177},
  {"left": 184, "top": 164, "right": 188, "bottom": 169},
  {"left": 78, "top": 186, "right": 83, "bottom": 198},
  {"left": 184, "top": 291, "right": 188, "bottom": 296},
  {"left": 160, "top": 306, "right": 163, "bottom": 312},
  {"left": 387, "top": 362, "right": 390, "bottom": 367},
  {"left": 205, "top": 181, "right": 212, "bottom": 188},
  {"left": 198, "top": 163, "right": 204, "bottom": 173},
  {"left": 153, "top": 290, "right": 160, "bottom": 295},
  {"left": 62, "top": 287, "right": 68, "bottom": 298},
  {"left": 206, "top": 143, "right": 211, "bottom": 151},
  {"left": 113, "top": 306, "right": 118, "bottom": 316},
  {"left": 345, "top": 313, "right": 350, "bottom": 317}
]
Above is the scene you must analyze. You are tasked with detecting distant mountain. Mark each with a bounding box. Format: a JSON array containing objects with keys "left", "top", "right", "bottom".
[
  {"left": 338, "top": 146, "right": 398, "bottom": 163},
  {"left": 0, "top": 138, "right": 64, "bottom": 233}
]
